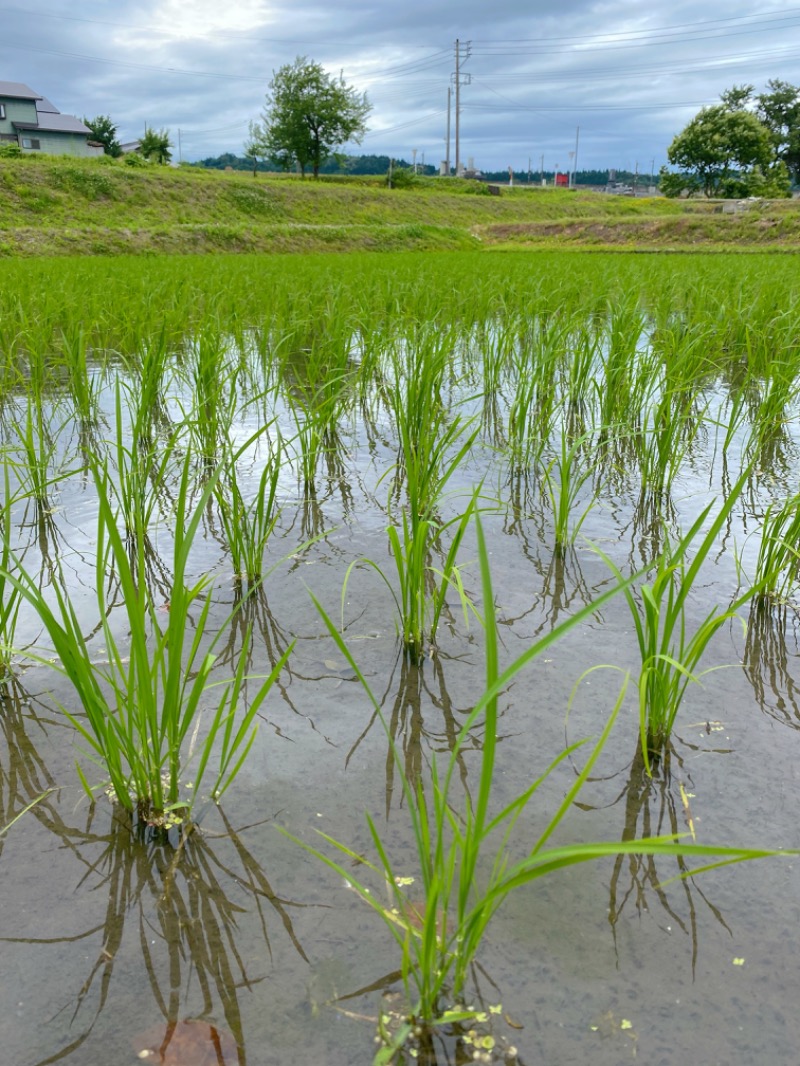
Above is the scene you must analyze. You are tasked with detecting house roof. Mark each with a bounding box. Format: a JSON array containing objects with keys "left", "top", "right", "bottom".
[
  {"left": 2, "top": 81, "right": 90, "bottom": 135},
  {"left": 0, "top": 81, "right": 41, "bottom": 101},
  {"left": 14, "top": 113, "right": 91, "bottom": 134}
]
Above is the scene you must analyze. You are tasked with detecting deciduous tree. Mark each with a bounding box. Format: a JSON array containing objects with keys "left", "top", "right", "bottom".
[
  {"left": 664, "top": 93, "right": 788, "bottom": 198},
  {"left": 756, "top": 79, "right": 800, "bottom": 183},
  {"left": 249, "top": 57, "right": 370, "bottom": 179}
]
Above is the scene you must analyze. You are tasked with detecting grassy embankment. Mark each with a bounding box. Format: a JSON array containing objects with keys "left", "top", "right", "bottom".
[{"left": 1, "top": 155, "right": 799, "bottom": 255}]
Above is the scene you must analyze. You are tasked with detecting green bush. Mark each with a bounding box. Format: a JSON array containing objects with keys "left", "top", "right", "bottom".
[
  {"left": 123, "top": 152, "right": 150, "bottom": 168},
  {"left": 0, "top": 144, "right": 22, "bottom": 159},
  {"left": 387, "top": 166, "right": 417, "bottom": 189}
]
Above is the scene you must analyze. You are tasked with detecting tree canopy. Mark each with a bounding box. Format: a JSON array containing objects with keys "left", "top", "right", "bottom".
[
  {"left": 84, "top": 114, "right": 122, "bottom": 158},
  {"left": 138, "top": 127, "right": 173, "bottom": 165},
  {"left": 662, "top": 82, "right": 797, "bottom": 198},
  {"left": 248, "top": 57, "right": 370, "bottom": 178}
]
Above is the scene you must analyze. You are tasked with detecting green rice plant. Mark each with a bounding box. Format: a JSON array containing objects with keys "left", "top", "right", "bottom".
[
  {"left": 541, "top": 428, "right": 598, "bottom": 552},
  {"left": 744, "top": 365, "right": 798, "bottom": 470},
  {"left": 214, "top": 428, "right": 283, "bottom": 591},
  {"left": 278, "top": 328, "right": 356, "bottom": 493},
  {"left": 0, "top": 464, "right": 23, "bottom": 677},
  {"left": 599, "top": 469, "right": 755, "bottom": 772},
  {"left": 178, "top": 329, "right": 242, "bottom": 464},
  {"left": 290, "top": 516, "right": 788, "bottom": 1059},
  {"left": 751, "top": 495, "right": 800, "bottom": 606},
  {"left": 384, "top": 495, "right": 477, "bottom": 658},
  {"left": 504, "top": 322, "right": 562, "bottom": 472},
  {"left": 9, "top": 396, "right": 76, "bottom": 510},
  {"left": 0, "top": 790, "right": 54, "bottom": 837},
  {"left": 59, "top": 325, "right": 103, "bottom": 427},
  {"left": 287, "top": 403, "right": 323, "bottom": 493},
  {"left": 2, "top": 450, "right": 292, "bottom": 825},
  {"left": 109, "top": 381, "right": 179, "bottom": 543},
  {"left": 357, "top": 337, "right": 483, "bottom": 658}
]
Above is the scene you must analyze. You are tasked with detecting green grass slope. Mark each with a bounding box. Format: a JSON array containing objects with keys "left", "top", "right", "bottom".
[{"left": 0, "top": 156, "right": 797, "bottom": 255}]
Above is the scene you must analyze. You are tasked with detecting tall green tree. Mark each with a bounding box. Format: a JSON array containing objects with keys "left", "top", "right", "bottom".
[
  {"left": 83, "top": 114, "right": 122, "bottom": 157},
  {"left": 138, "top": 127, "right": 173, "bottom": 165},
  {"left": 663, "top": 91, "right": 788, "bottom": 198},
  {"left": 756, "top": 79, "right": 800, "bottom": 183},
  {"left": 249, "top": 57, "right": 370, "bottom": 178}
]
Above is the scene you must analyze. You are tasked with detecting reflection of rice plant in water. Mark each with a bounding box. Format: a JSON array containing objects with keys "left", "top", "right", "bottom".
[
  {"left": 2, "top": 451, "right": 292, "bottom": 826},
  {"left": 291, "top": 519, "right": 786, "bottom": 1060}
]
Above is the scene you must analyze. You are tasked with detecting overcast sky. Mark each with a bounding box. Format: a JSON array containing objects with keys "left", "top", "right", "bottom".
[{"left": 1, "top": 1, "right": 798, "bottom": 173}]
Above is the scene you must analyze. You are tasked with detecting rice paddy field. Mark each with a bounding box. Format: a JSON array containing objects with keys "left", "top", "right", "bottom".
[{"left": 2, "top": 250, "right": 800, "bottom": 1065}]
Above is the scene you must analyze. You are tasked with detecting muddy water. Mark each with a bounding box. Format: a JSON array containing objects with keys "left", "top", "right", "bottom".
[{"left": 2, "top": 355, "right": 800, "bottom": 1066}]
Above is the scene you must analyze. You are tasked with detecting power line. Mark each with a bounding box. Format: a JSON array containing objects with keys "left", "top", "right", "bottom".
[
  {"left": 468, "top": 19, "right": 800, "bottom": 57},
  {"left": 470, "top": 8, "right": 800, "bottom": 45}
]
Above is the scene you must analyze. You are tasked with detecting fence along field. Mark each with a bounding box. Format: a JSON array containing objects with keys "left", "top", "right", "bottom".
[{"left": 1, "top": 250, "right": 800, "bottom": 1065}]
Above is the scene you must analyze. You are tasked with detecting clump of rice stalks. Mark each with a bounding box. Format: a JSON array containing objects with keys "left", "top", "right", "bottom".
[
  {"left": 601, "top": 469, "right": 755, "bottom": 771},
  {"left": 0, "top": 465, "right": 23, "bottom": 678},
  {"left": 214, "top": 428, "right": 283, "bottom": 593},
  {"left": 2, "top": 451, "right": 291, "bottom": 828},
  {"left": 288, "top": 516, "right": 786, "bottom": 1061},
  {"left": 541, "top": 428, "right": 598, "bottom": 552},
  {"left": 751, "top": 495, "right": 800, "bottom": 607}
]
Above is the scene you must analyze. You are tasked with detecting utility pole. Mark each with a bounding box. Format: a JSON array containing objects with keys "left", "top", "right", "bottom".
[
  {"left": 445, "top": 85, "right": 451, "bottom": 174},
  {"left": 453, "top": 38, "right": 471, "bottom": 176},
  {"left": 178, "top": 128, "right": 182, "bottom": 164},
  {"left": 412, "top": 147, "right": 418, "bottom": 173},
  {"left": 572, "top": 126, "right": 579, "bottom": 187}
]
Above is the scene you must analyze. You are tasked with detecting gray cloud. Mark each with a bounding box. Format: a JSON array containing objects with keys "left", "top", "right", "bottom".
[{"left": 1, "top": 0, "right": 798, "bottom": 171}]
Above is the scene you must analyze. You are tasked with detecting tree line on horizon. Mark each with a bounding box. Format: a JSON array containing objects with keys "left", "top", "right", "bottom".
[{"left": 193, "top": 152, "right": 644, "bottom": 187}]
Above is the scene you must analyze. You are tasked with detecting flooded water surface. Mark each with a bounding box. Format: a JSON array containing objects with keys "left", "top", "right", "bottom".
[{"left": 2, "top": 252, "right": 800, "bottom": 1065}]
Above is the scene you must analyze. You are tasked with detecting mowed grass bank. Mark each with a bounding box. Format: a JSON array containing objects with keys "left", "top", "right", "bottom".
[{"left": 1, "top": 156, "right": 798, "bottom": 256}]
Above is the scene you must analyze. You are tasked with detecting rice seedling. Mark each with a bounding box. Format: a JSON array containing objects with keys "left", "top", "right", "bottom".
[
  {"left": 0, "top": 465, "right": 23, "bottom": 678},
  {"left": 289, "top": 516, "right": 788, "bottom": 1060},
  {"left": 340, "top": 334, "right": 484, "bottom": 659},
  {"left": 0, "top": 790, "right": 54, "bottom": 837},
  {"left": 105, "top": 381, "right": 180, "bottom": 548},
  {"left": 2, "top": 449, "right": 292, "bottom": 826},
  {"left": 59, "top": 325, "right": 103, "bottom": 428},
  {"left": 750, "top": 495, "right": 800, "bottom": 607},
  {"left": 599, "top": 469, "right": 756, "bottom": 772},
  {"left": 8, "top": 396, "right": 76, "bottom": 511},
  {"left": 541, "top": 428, "right": 598, "bottom": 552},
  {"left": 636, "top": 388, "right": 699, "bottom": 500},
  {"left": 214, "top": 427, "right": 283, "bottom": 592},
  {"left": 178, "top": 329, "right": 242, "bottom": 465}
]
